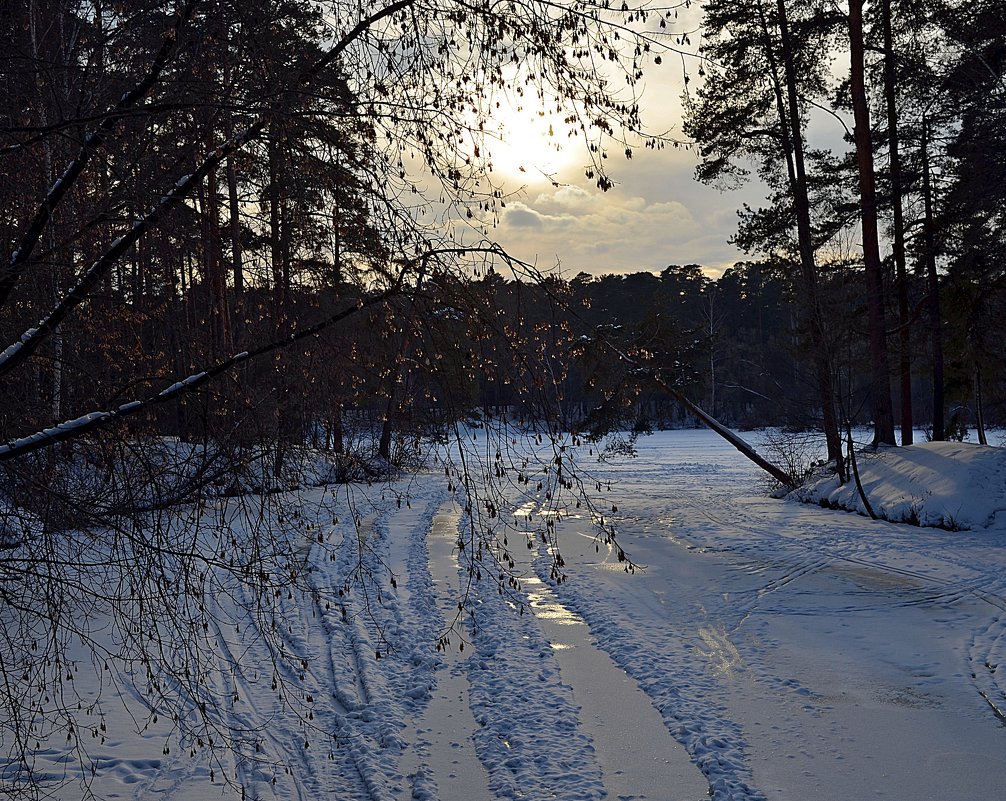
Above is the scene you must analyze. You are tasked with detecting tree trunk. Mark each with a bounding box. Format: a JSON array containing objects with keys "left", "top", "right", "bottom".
[
  {"left": 921, "top": 117, "right": 945, "bottom": 441},
  {"left": 221, "top": 21, "right": 243, "bottom": 303},
  {"left": 268, "top": 126, "right": 287, "bottom": 328},
  {"left": 881, "top": 0, "right": 913, "bottom": 445},
  {"left": 205, "top": 147, "right": 232, "bottom": 353},
  {"left": 974, "top": 361, "right": 987, "bottom": 445},
  {"left": 650, "top": 371, "right": 797, "bottom": 488},
  {"left": 764, "top": 0, "right": 844, "bottom": 466},
  {"left": 380, "top": 325, "right": 412, "bottom": 462},
  {"left": 331, "top": 407, "right": 344, "bottom": 454},
  {"left": 226, "top": 154, "right": 243, "bottom": 296},
  {"left": 848, "top": 0, "right": 896, "bottom": 446},
  {"left": 706, "top": 292, "right": 717, "bottom": 417},
  {"left": 378, "top": 396, "right": 395, "bottom": 462}
]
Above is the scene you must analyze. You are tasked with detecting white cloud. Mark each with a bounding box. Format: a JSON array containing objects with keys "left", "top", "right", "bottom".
[
  {"left": 492, "top": 152, "right": 761, "bottom": 276},
  {"left": 503, "top": 207, "right": 545, "bottom": 229}
]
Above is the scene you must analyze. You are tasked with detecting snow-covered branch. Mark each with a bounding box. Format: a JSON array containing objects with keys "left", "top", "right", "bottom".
[
  {"left": 0, "top": 285, "right": 402, "bottom": 461},
  {"left": 0, "top": 239, "right": 520, "bottom": 460}
]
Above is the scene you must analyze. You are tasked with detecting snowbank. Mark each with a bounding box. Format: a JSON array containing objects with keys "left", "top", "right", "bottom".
[{"left": 795, "top": 440, "right": 1006, "bottom": 531}]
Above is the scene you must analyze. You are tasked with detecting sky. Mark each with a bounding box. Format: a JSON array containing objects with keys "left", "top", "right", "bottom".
[
  {"left": 398, "top": 8, "right": 856, "bottom": 281},
  {"left": 473, "top": 50, "right": 773, "bottom": 280},
  {"left": 490, "top": 151, "right": 769, "bottom": 279},
  {"left": 465, "top": 9, "right": 851, "bottom": 281}
]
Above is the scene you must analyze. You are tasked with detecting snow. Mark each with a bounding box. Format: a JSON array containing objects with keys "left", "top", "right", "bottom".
[
  {"left": 0, "top": 410, "right": 114, "bottom": 456},
  {"left": 797, "top": 438, "right": 1006, "bottom": 530},
  {"left": 158, "top": 371, "right": 209, "bottom": 397},
  {"left": 0, "top": 326, "right": 39, "bottom": 362},
  {"left": 15, "top": 429, "right": 1006, "bottom": 800}
]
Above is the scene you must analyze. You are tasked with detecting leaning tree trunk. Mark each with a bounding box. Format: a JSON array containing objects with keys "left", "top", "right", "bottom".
[{"left": 649, "top": 371, "right": 797, "bottom": 489}]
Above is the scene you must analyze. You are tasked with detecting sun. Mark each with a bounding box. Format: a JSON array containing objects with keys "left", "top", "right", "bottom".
[{"left": 483, "top": 101, "right": 582, "bottom": 186}]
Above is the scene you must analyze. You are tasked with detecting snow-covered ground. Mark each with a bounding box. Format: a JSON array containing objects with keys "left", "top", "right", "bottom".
[
  {"left": 25, "top": 429, "right": 1006, "bottom": 800},
  {"left": 798, "top": 438, "right": 1006, "bottom": 531}
]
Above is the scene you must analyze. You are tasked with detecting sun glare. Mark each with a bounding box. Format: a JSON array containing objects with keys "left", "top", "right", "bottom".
[{"left": 484, "top": 101, "right": 582, "bottom": 186}]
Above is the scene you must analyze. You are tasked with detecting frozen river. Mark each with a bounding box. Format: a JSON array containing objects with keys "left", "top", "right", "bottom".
[
  {"left": 546, "top": 429, "right": 1006, "bottom": 800},
  {"left": 35, "top": 429, "right": 1006, "bottom": 801}
]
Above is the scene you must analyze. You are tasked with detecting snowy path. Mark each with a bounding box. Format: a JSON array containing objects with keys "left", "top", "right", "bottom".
[
  {"left": 33, "top": 430, "right": 1006, "bottom": 801},
  {"left": 543, "top": 431, "right": 1006, "bottom": 801},
  {"left": 408, "top": 498, "right": 708, "bottom": 801},
  {"left": 522, "top": 572, "right": 708, "bottom": 801},
  {"left": 399, "top": 502, "right": 493, "bottom": 801}
]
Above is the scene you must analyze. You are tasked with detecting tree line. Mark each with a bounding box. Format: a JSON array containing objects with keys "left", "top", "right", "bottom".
[
  {"left": 4, "top": 0, "right": 1002, "bottom": 478},
  {"left": 423, "top": 258, "right": 1002, "bottom": 445},
  {"left": 0, "top": 2, "right": 682, "bottom": 793},
  {"left": 683, "top": 0, "right": 1005, "bottom": 463}
]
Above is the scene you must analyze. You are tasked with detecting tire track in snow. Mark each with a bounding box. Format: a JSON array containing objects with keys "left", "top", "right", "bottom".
[
  {"left": 522, "top": 566, "right": 710, "bottom": 801},
  {"left": 399, "top": 501, "right": 494, "bottom": 801},
  {"left": 535, "top": 532, "right": 768, "bottom": 801},
  {"left": 381, "top": 489, "right": 462, "bottom": 800},
  {"left": 440, "top": 502, "right": 612, "bottom": 801},
  {"left": 321, "top": 507, "right": 414, "bottom": 801}
]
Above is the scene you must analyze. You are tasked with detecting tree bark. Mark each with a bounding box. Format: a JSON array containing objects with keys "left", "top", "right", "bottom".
[
  {"left": 849, "top": 0, "right": 896, "bottom": 446},
  {"left": 974, "top": 362, "right": 987, "bottom": 445},
  {"left": 761, "top": 0, "right": 843, "bottom": 466},
  {"left": 921, "top": 117, "right": 944, "bottom": 441},
  {"left": 881, "top": 0, "right": 913, "bottom": 445}
]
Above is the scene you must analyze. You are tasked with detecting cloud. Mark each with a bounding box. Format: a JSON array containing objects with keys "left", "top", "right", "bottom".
[
  {"left": 491, "top": 143, "right": 769, "bottom": 277},
  {"left": 504, "top": 207, "right": 544, "bottom": 229},
  {"left": 534, "top": 185, "right": 592, "bottom": 212}
]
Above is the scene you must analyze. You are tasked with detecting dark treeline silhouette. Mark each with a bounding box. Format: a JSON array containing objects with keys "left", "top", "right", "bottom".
[
  {"left": 454, "top": 257, "right": 1004, "bottom": 441},
  {"left": 685, "top": 0, "right": 1006, "bottom": 449}
]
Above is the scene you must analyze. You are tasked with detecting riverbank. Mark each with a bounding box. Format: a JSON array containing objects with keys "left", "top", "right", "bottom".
[{"left": 795, "top": 439, "right": 1006, "bottom": 531}]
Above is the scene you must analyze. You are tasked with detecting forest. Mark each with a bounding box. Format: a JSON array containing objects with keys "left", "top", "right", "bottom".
[{"left": 2, "top": 0, "right": 1003, "bottom": 472}]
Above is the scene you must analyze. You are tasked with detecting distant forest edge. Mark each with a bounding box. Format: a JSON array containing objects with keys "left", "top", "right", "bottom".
[
  {"left": 563, "top": 262, "right": 999, "bottom": 439},
  {"left": 5, "top": 259, "right": 995, "bottom": 465},
  {"left": 2, "top": 0, "right": 1003, "bottom": 472}
]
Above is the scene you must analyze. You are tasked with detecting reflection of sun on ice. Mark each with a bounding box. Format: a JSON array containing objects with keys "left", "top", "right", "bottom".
[{"left": 485, "top": 104, "right": 581, "bottom": 185}]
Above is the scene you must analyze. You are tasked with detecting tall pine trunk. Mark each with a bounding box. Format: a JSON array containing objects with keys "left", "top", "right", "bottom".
[
  {"left": 881, "top": 0, "right": 913, "bottom": 445},
  {"left": 849, "top": 0, "right": 896, "bottom": 446},
  {"left": 921, "top": 118, "right": 945, "bottom": 440},
  {"left": 762, "top": 0, "right": 843, "bottom": 466}
]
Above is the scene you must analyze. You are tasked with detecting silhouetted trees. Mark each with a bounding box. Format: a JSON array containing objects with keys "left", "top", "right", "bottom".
[
  {"left": 684, "top": 0, "right": 1006, "bottom": 449},
  {"left": 0, "top": 2, "right": 692, "bottom": 794}
]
